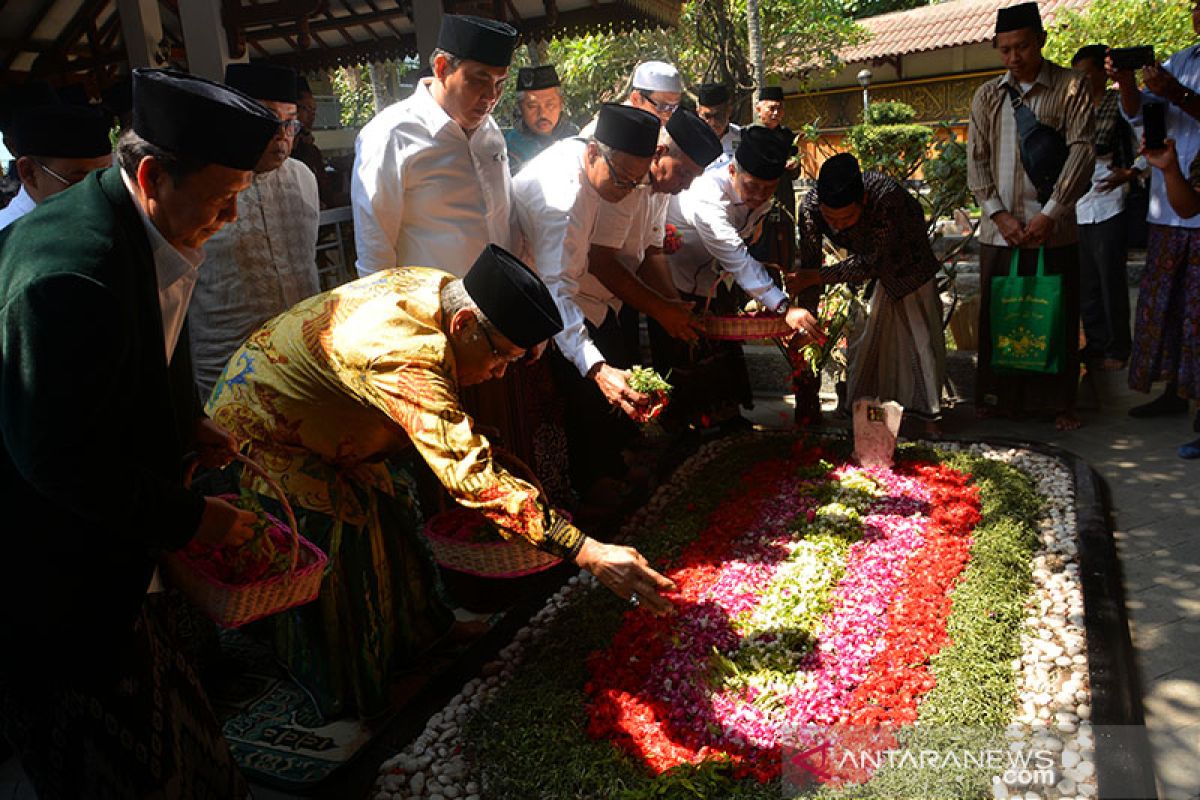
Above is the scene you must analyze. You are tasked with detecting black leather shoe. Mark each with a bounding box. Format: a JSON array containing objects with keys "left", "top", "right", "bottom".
[{"left": 1129, "top": 393, "right": 1188, "bottom": 418}]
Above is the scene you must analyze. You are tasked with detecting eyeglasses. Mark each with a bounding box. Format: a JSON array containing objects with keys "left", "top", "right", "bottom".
[
  {"left": 33, "top": 159, "right": 75, "bottom": 187},
  {"left": 644, "top": 93, "right": 680, "bottom": 115},
  {"left": 278, "top": 119, "right": 303, "bottom": 137},
  {"left": 600, "top": 149, "right": 646, "bottom": 190},
  {"left": 479, "top": 323, "right": 524, "bottom": 364}
]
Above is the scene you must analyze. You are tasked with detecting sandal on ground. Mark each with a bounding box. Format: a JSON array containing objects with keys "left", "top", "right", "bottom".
[{"left": 1178, "top": 438, "right": 1200, "bottom": 460}]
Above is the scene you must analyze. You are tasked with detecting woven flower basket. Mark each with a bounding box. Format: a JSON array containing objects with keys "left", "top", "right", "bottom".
[
  {"left": 697, "top": 272, "right": 794, "bottom": 341},
  {"left": 422, "top": 450, "right": 563, "bottom": 579},
  {"left": 164, "top": 454, "right": 328, "bottom": 628}
]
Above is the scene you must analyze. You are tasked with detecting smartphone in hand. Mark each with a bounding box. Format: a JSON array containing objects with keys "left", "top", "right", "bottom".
[
  {"left": 1143, "top": 102, "right": 1168, "bottom": 151},
  {"left": 1109, "top": 46, "right": 1156, "bottom": 71}
]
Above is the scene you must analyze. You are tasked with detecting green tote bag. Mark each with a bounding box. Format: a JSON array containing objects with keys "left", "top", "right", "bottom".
[{"left": 989, "top": 247, "right": 1063, "bottom": 374}]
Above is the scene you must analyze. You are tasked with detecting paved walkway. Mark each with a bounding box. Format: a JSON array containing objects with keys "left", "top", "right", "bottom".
[{"left": 744, "top": 357, "right": 1200, "bottom": 800}]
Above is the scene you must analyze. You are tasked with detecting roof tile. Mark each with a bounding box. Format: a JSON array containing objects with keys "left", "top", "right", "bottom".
[{"left": 837, "top": 0, "right": 1091, "bottom": 63}]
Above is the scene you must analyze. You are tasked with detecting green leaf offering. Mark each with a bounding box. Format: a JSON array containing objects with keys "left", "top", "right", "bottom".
[{"left": 627, "top": 365, "right": 672, "bottom": 395}]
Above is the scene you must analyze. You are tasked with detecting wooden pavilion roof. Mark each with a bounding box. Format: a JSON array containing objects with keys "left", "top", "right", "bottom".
[{"left": 0, "top": 0, "right": 681, "bottom": 91}]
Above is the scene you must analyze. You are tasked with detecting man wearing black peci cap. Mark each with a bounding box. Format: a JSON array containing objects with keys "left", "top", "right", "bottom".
[
  {"left": 513, "top": 103, "right": 665, "bottom": 495},
  {"left": 504, "top": 63, "right": 579, "bottom": 173},
  {"left": 188, "top": 62, "right": 321, "bottom": 399},
  {"left": 588, "top": 108, "right": 726, "bottom": 379},
  {"left": 352, "top": 13, "right": 519, "bottom": 278},
  {"left": 0, "top": 67, "right": 280, "bottom": 798},
  {"left": 207, "top": 244, "right": 678, "bottom": 719},
  {"left": 657, "top": 125, "right": 824, "bottom": 430},
  {"left": 750, "top": 84, "right": 800, "bottom": 282},
  {"left": 790, "top": 153, "right": 946, "bottom": 430},
  {"left": 696, "top": 82, "right": 741, "bottom": 173},
  {"left": 0, "top": 104, "right": 113, "bottom": 231},
  {"left": 291, "top": 74, "right": 339, "bottom": 206},
  {"left": 0, "top": 80, "right": 62, "bottom": 209},
  {"left": 967, "top": 1, "right": 1095, "bottom": 430}
]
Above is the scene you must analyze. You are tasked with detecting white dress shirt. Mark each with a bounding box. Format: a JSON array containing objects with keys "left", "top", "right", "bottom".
[
  {"left": 1075, "top": 154, "right": 1128, "bottom": 225},
  {"left": 190, "top": 158, "right": 321, "bottom": 397},
  {"left": 665, "top": 168, "right": 787, "bottom": 309},
  {"left": 705, "top": 122, "right": 741, "bottom": 173},
  {"left": 121, "top": 171, "right": 204, "bottom": 363},
  {"left": 512, "top": 138, "right": 626, "bottom": 376},
  {"left": 351, "top": 78, "right": 515, "bottom": 277},
  {"left": 600, "top": 185, "right": 670, "bottom": 271},
  {"left": 1122, "top": 43, "right": 1200, "bottom": 229},
  {"left": 0, "top": 186, "right": 36, "bottom": 231}
]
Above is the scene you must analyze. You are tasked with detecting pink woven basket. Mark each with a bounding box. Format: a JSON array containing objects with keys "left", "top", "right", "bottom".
[
  {"left": 698, "top": 312, "right": 793, "bottom": 341},
  {"left": 164, "top": 454, "right": 328, "bottom": 628},
  {"left": 422, "top": 449, "right": 563, "bottom": 579},
  {"left": 697, "top": 270, "right": 794, "bottom": 341}
]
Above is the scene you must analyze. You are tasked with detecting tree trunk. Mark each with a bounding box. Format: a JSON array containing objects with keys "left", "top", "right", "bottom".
[
  {"left": 746, "top": 0, "right": 765, "bottom": 95},
  {"left": 367, "top": 62, "right": 389, "bottom": 114}
]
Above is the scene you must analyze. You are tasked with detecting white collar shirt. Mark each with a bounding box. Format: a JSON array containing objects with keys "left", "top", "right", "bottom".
[
  {"left": 1122, "top": 43, "right": 1200, "bottom": 228},
  {"left": 121, "top": 171, "right": 205, "bottom": 364},
  {"left": 351, "top": 78, "right": 515, "bottom": 277},
  {"left": 705, "top": 122, "right": 741, "bottom": 173},
  {"left": 1075, "top": 153, "right": 1127, "bottom": 225},
  {"left": 512, "top": 138, "right": 626, "bottom": 376},
  {"left": 0, "top": 185, "right": 37, "bottom": 231},
  {"left": 665, "top": 169, "right": 786, "bottom": 309},
  {"left": 190, "top": 158, "right": 322, "bottom": 397},
  {"left": 602, "top": 184, "right": 670, "bottom": 271}
]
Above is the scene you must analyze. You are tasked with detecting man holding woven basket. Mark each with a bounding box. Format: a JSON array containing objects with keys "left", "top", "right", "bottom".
[
  {"left": 207, "top": 244, "right": 677, "bottom": 722},
  {"left": 0, "top": 69, "right": 282, "bottom": 798}
]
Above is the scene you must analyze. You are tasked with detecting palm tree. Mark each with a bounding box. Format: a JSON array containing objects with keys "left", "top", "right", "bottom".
[{"left": 746, "top": 0, "right": 765, "bottom": 94}]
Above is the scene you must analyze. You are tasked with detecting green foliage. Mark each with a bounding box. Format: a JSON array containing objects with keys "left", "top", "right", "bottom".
[
  {"left": 330, "top": 66, "right": 375, "bottom": 128},
  {"left": 505, "top": 0, "right": 866, "bottom": 127},
  {"left": 923, "top": 131, "right": 971, "bottom": 222},
  {"left": 1043, "top": 0, "right": 1195, "bottom": 67},
  {"left": 864, "top": 99, "right": 916, "bottom": 125},
  {"left": 845, "top": 120, "right": 933, "bottom": 181}
]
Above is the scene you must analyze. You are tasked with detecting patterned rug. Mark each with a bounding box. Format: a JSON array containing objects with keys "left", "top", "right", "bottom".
[{"left": 206, "top": 630, "right": 376, "bottom": 790}]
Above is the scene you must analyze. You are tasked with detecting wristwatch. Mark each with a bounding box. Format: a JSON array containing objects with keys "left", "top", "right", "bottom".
[{"left": 774, "top": 297, "right": 791, "bottom": 315}]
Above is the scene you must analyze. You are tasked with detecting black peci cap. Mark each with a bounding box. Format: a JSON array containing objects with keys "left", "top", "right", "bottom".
[
  {"left": 696, "top": 83, "right": 730, "bottom": 107},
  {"left": 224, "top": 62, "right": 298, "bottom": 104},
  {"left": 666, "top": 107, "right": 723, "bottom": 168},
  {"left": 816, "top": 152, "right": 865, "bottom": 210},
  {"left": 0, "top": 80, "right": 60, "bottom": 134},
  {"left": 995, "top": 2, "right": 1043, "bottom": 34},
  {"left": 594, "top": 103, "right": 661, "bottom": 158},
  {"left": 132, "top": 68, "right": 281, "bottom": 171},
  {"left": 517, "top": 64, "right": 560, "bottom": 91},
  {"left": 758, "top": 85, "right": 784, "bottom": 102},
  {"left": 1071, "top": 44, "right": 1108, "bottom": 66},
  {"left": 463, "top": 244, "right": 563, "bottom": 349},
  {"left": 9, "top": 105, "right": 113, "bottom": 159},
  {"left": 437, "top": 14, "right": 519, "bottom": 68},
  {"left": 296, "top": 75, "right": 312, "bottom": 95},
  {"left": 734, "top": 126, "right": 791, "bottom": 181}
]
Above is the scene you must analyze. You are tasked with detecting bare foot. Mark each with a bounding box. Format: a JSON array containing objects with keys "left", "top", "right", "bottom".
[{"left": 1055, "top": 412, "right": 1081, "bottom": 431}]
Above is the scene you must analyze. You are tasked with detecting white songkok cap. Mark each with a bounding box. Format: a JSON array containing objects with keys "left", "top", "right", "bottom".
[{"left": 631, "top": 61, "right": 683, "bottom": 94}]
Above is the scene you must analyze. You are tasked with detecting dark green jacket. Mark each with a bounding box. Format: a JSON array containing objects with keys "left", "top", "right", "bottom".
[{"left": 0, "top": 166, "right": 205, "bottom": 677}]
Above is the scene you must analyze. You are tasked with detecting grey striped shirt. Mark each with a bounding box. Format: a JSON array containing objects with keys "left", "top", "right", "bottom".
[{"left": 967, "top": 59, "right": 1096, "bottom": 248}]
